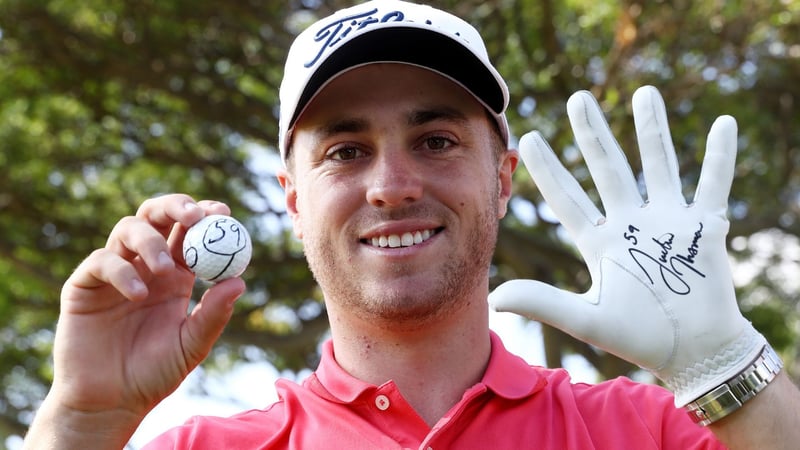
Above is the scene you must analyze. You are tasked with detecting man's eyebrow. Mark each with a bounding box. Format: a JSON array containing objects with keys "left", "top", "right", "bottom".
[
  {"left": 408, "top": 106, "right": 470, "bottom": 127},
  {"left": 309, "top": 107, "right": 469, "bottom": 140},
  {"left": 313, "top": 117, "right": 370, "bottom": 139}
]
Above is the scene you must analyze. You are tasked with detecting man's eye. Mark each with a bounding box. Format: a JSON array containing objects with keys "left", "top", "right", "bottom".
[
  {"left": 425, "top": 136, "right": 453, "bottom": 151},
  {"left": 328, "top": 147, "right": 362, "bottom": 161}
]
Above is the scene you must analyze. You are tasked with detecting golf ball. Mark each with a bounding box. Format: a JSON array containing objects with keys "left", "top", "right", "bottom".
[{"left": 182, "top": 214, "right": 252, "bottom": 282}]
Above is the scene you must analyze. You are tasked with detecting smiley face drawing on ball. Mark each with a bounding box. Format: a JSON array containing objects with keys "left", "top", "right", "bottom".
[{"left": 182, "top": 215, "right": 252, "bottom": 282}]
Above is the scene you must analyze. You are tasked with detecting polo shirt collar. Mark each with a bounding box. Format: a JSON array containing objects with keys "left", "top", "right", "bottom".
[
  {"left": 310, "top": 339, "right": 373, "bottom": 403},
  {"left": 482, "top": 330, "right": 547, "bottom": 399},
  {"left": 310, "top": 330, "right": 546, "bottom": 404}
]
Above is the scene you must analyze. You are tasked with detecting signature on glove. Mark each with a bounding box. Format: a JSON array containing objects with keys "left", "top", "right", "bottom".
[{"left": 623, "top": 223, "right": 706, "bottom": 295}]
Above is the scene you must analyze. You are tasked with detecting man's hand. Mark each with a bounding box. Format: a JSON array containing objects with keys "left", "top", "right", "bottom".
[
  {"left": 490, "top": 86, "right": 764, "bottom": 406},
  {"left": 24, "top": 194, "right": 245, "bottom": 449}
]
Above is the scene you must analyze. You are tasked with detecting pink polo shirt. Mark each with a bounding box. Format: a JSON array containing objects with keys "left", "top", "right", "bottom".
[{"left": 145, "top": 332, "right": 724, "bottom": 449}]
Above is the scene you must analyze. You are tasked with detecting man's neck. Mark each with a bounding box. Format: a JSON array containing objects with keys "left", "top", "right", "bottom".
[{"left": 327, "top": 301, "right": 492, "bottom": 426}]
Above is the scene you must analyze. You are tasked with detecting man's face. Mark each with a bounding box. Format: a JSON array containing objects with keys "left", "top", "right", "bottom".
[{"left": 279, "top": 64, "right": 517, "bottom": 328}]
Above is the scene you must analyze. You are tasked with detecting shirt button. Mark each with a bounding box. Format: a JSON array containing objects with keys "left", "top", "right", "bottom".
[{"left": 375, "top": 394, "right": 390, "bottom": 410}]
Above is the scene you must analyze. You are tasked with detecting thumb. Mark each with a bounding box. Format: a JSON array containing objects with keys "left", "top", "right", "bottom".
[
  {"left": 180, "top": 277, "right": 245, "bottom": 367},
  {"left": 489, "top": 279, "right": 596, "bottom": 337}
]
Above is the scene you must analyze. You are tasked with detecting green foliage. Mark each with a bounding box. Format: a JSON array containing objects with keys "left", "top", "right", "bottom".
[{"left": 0, "top": 0, "right": 799, "bottom": 442}]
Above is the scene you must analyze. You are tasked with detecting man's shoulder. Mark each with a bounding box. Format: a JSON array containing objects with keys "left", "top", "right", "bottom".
[{"left": 530, "top": 365, "right": 675, "bottom": 405}]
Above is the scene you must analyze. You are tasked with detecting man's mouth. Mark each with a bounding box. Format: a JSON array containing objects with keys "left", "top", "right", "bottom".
[{"left": 364, "top": 228, "right": 440, "bottom": 248}]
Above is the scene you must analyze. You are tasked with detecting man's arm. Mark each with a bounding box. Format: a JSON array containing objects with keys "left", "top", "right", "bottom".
[
  {"left": 24, "top": 396, "right": 145, "bottom": 450},
  {"left": 490, "top": 86, "right": 799, "bottom": 448},
  {"left": 710, "top": 372, "right": 800, "bottom": 449},
  {"left": 23, "top": 195, "right": 245, "bottom": 449}
]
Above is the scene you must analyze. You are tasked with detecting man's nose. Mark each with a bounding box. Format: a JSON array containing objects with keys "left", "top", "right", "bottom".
[{"left": 365, "top": 149, "right": 424, "bottom": 207}]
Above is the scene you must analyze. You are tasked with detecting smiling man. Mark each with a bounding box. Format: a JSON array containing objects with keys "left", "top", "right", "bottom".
[
  {"left": 280, "top": 63, "right": 516, "bottom": 428},
  {"left": 23, "top": 1, "right": 800, "bottom": 449}
]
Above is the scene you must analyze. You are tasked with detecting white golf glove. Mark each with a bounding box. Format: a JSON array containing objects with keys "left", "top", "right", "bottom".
[{"left": 490, "top": 85, "right": 765, "bottom": 406}]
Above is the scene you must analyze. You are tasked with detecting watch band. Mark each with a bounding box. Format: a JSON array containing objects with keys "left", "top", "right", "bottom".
[{"left": 685, "top": 343, "right": 783, "bottom": 426}]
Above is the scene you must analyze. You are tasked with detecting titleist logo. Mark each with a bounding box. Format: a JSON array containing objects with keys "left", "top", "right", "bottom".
[{"left": 304, "top": 8, "right": 409, "bottom": 68}]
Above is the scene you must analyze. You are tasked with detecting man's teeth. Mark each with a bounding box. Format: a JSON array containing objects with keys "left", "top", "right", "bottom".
[{"left": 371, "top": 230, "right": 433, "bottom": 248}]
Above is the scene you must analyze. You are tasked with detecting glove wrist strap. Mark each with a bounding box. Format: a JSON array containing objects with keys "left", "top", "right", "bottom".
[{"left": 684, "top": 343, "right": 783, "bottom": 426}]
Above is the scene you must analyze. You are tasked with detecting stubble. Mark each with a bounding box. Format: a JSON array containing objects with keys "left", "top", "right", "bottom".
[{"left": 304, "top": 185, "right": 500, "bottom": 330}]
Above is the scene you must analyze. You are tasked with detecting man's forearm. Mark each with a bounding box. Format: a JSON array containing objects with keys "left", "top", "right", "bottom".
[
  {"left": 709, "top": 371, "right": 800, "bottom": 449},
  {"left": 23, "top": 395, "right": 144, "bottom": 450}
]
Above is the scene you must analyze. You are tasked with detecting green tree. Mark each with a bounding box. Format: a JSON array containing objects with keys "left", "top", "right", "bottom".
[{"left": 0, "top": 0, "right": 797, "bottom": 443}]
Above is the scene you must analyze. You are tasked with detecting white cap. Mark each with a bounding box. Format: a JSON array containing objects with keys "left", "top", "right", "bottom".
[{"left": 278, "top": 0, "right": 510, "bottom": 163}]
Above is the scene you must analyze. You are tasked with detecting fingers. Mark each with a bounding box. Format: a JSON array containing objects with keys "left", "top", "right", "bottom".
[
  {"left": 181, "top": 277, "right": 245, "bottom": 365},
  {"left": 113, "top": 194, "right": 232, "bottom": 263},
  {"left": 70, "top": 195, "right": 234, "bottom": 302},
  {"left": 162, "top": 198, "right": 233, "bottom": 262},
  {"left": 106, "top": 216, "right": 176, "bottom": 272},
  {"left": 694, "top": 115, "right": 738, "bottom": 211},
  {"left": 489, "top": 279, "right": 598, "bottom": 342},
  {"left": 632, "top": 86, "right": 685, "bottom": 205},
  {"left": 519, "top": 131, "right": 603, "bottom": 237},
  {"left": 566, "top": 90, "right": 644, "bottom": 214},
  {"left": 136, "top": 194, "right": 207, "bottom": 237},
  {"left": 632, "top": 86, "right": 737, "bottom": 211},
  {"left": 64, "top": 249, "right": 151, "bottom": 305}
]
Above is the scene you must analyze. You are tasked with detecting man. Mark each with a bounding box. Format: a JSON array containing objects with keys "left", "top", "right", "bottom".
[{"left": 23, "top": 0, "right": 800, "bottom": 448}]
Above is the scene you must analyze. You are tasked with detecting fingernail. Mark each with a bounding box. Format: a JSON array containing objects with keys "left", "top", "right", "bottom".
[
  {"left": 130, "top": 279, "right": 147, "bottom": 295},
  {"left": 184, "top": 202, "right": 200, "bottom": 212},
  {"left": 158, "top": 251, "right": 174, "bottom": 268}
]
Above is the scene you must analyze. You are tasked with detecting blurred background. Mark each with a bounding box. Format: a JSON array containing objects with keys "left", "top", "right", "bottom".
[{"left": 1, "top": 0, "right": 799, "bottom": 447}]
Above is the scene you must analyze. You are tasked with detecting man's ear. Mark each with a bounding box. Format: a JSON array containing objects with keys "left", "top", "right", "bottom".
[
  {"left": 497, "top": 149, "right": 519, "bottom": 219},
  {"left": 277, "top": 169, "right": 303, "bottom": 239}
]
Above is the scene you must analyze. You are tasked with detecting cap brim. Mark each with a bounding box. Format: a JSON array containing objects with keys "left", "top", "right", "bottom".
[{"left": 289, "top": 26, "right": 506, "bottom": 130}]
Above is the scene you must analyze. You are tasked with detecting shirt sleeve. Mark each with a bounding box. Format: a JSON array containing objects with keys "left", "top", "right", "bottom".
[{"left": 570, "top": 376, "right": 727, "bottom": 450}]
